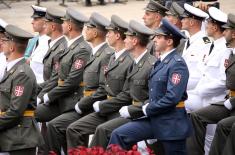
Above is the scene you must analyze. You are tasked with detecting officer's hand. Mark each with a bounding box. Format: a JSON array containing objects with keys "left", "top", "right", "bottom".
[
  {"left": 75, "top": 103, "right": 82, "bottom": 114},
  {"left": 142, "top": 103, "right": 149, "bottom": 116},
  {"left": 37, "top": 97, "right": 42, "bottom": 105},
  {"left": 93, "top": 101, "right": 100, "bottom": 112},
  {"left": 119, "top": 106, "right": 130, "bottom": 118},
  {"left": 224, "top": 99, "right": 233, "bottom": 110},
  {"left": 43, "top": 93, "right": 50, "bottom": 104}
]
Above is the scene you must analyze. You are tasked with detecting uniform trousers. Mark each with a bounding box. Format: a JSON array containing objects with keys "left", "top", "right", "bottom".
[
  {"left": 35, "top": 104, "right": 81, "bottom": 155},
  {"left": 89, "top": 117, "right": 130, "bottom": 148},
  {"left": 66, "top": 112, "right": 119, "bottom": 149},
  {"left": 9, "top": 148, "right": 36, "bottom": 155},
  {"left": 188, "top": 104, "right": 235, "bottom": 155},
  {"left": 109, "top": 117, "right": 187, "bottom": 155},
  {"left": 210, "top": 116, "right": 235, "bottom": 155}
]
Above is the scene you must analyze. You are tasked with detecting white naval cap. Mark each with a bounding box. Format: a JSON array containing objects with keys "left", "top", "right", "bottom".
[
  {"left": 181, "top": 3, "right": 209, "bottom": 20},
  {"left": 31, "top": 5, "right": 47, "bottom": 18},
  {"left": 208, "top": 7, "right": 227, "bottom": 24},
  {"left": 0, "top": 19, "right": 8, "bottom": 32}
]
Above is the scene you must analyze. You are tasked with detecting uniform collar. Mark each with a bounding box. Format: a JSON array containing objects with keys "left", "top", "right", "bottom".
[
  {"left": 67, "top": 35, "right": 82, "bottom": 47},
  {"left": 49, "top": 35, "right": 64, "bottom": 48},
  {"left": 160, "top": 48, "right": 175, "bottom": 61},
  {"left": 135, "top": 50, "right": 147, "bottom": 64},
  {"left": 189, "top": 31, "right": 204, "bottom": 44},
  {"left": 92, "top": 42, "right": 106, "bottom": 55},
  {"left": 213, "top": 36, "right": 226, "bottom": 47},
  {"left": 6, "top": 57, "right": 24, "bottom": 71},
  {"left": 115, "top": 48, "right": 126, "bottom": 60}
]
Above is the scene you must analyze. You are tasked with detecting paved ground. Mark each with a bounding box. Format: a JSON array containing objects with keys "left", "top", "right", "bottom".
[{"left": 0, "top": 0, "right": 234, "bottom": 33}]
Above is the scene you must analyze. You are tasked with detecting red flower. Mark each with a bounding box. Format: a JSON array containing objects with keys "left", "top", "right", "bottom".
[{"left": 48, "top": 151, "right": 57, "bottom": 155}]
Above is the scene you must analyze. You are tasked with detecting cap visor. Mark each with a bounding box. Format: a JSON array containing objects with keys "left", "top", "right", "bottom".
[
  {"left": 105, "top": 26, "right": 114, "bottom": 30},
  {"left": 222, "top": 23, "right": 232, "bottom": 29},
  {"left": 124, "top": 31, "right": 134, "bottom": 36},
  {"left": 154, "top": 28, "right": 167, "bottom": 36}
]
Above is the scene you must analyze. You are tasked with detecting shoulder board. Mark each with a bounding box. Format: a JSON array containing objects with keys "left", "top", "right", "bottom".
[
  {"left": 173, "top": 55, "right": 183, "bottom": 62},
  {"left": 105, "top": 47, "right": 115, "bottom": 55},
  {"left": 203, "top": 37, "right": 211, "bottom": 44},
  {"left": 148, "top": 56, "right": 156, "bottom": 66}
]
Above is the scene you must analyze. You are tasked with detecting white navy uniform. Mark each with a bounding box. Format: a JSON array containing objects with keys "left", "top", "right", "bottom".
[
  {"left": 185, "top": 37, "right": 230, "bottom": 112},
  {"left": 182, "top": 30, "right": 211, "bottom": 90},
  {"left": 29, "top": 34, "right": 50, "bottom": 84}
]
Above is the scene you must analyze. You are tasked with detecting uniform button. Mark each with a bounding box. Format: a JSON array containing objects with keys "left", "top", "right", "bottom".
[
  {"left": 150, "top": 89, "right": 153, "bottom": 91},
  {"left": 151, "top": 99, "right": 153, "bottom": 101},
  {"left": 106, "top": 85, "right": 109, "bottom": 87}
]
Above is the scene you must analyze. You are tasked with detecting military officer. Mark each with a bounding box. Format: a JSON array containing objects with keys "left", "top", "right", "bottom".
[
  {"left": 63, "top": 12, "right": 113, "bottom": 151},
  {"left": 143, "top": 0, "right": 168, "bottom": 55},
  {"left": 66, "top": 15, "right": 132, "bottom": 150},
  {"left": 24, "top": 5, "right": 47, "bottom": 60},
  {"left": 186, "top": 7, "right": 230, "bottom": 155},
  {"left": 165, "top": 2, "right": 189, "bottom": 55},
  {"left": 109, "top": 18, "right": 191, "bottom": 155},
  {"left": 180, "top": 3, "right": 211, "bottom": 91},
  {"left": 36, "top": 8, "right": 67, "bottom": 98},
  {"left": 185, "top": 7, "right": 229, "bottom": 111},
  {"left": 75, "top": 14, "right": 131, "bottom": 115},
  {"left": 34, "top": 8, "right": 67, "bottom": 155},
  {"left": 34, "top": 9, "right": 92, "bottom": 155},
  {"left": 28, "top": 5, "right": 51, "bottom": 84},
  {"left": 89, "top": 20, "right": 156, "bottom": 149},
  {"left": 188, "top": 13, "right": 235, "bottom": 155},
  {"left": 0, "top": 25, "right": 43, "bottom": 155},
  {"left": 0, "top": 19, "right": 7, "bottom": 81},
  {"left": 165, "top": 2, "right": 183, "bottom": 29}
]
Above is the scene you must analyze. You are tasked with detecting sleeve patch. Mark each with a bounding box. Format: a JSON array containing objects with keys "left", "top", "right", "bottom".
[
  {"left": 54, "top": 61, "right": 59, "bottom": 71},
  {"left": 224, "top": 59, "right": 229, "bottom": 68},
  {"left": 14, "top": 85, "right": 24, "bottom": 97},
  {"left": 103, "top": 65, "right": 109, "bottom": 74},
  {"left": 171, "top": 73, "right": 181, "bottom": 85},
  {"left": 74, "top": 59, "right": 84, "bottom": 70}
]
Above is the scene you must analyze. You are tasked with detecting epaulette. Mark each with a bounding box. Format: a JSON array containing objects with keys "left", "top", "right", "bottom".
[
  {"left": 173, "top": 55, "right": 183, "bottom": 62},
  {"left": 148, "top": 56, "right": 156, "bottom": 66},
  {"left": 203, "top": 37, "right": 211, "bottom": 44},
  {"left": 106, "top": 47, "right": 115, "bottom": 55}
]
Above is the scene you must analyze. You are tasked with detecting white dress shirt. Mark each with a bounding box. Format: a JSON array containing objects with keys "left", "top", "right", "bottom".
[
  {"left": 115, "top": 48, "right": 126, "bottom": 60},
  {"left": 6, "top": 57, "right": 24, "bottom": 71},
  {"left": 135, "top": 50, "right": 147, "bottom": 64},
  {"left": 92, "top": 42, "right": 106, "bottom": 56}
]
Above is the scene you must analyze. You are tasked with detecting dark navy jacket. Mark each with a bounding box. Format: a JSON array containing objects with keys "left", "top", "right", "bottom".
[{"left": 146, "top": 50, "right": 192, "bottom": 140}]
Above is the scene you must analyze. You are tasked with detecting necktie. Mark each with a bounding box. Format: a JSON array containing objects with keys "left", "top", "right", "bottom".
[
  {"left": 111, "top": 56, "right": 115, "bottom": 65},
  {"left": 208, "top": 42, "right": 214, "bottom": 55},
  {"left": 154, "top": 58, "right": 161, "bottom": 69},
  {"left": 186, "top": 39, "right": 190, "bottom": 49}
]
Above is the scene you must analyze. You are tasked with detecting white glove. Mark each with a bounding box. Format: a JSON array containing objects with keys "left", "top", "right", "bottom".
[
  {"left": 142, "top": 103, "right": 149, "bottom": 116},
  {"left": 224, "top": 99, "right": 233, "bottom": 110},
  {"left": 75, "top": 103, "right": 82, "bottom": 114},
  {"left": 119, "top": 106, "right": 130, "bottom": 118},
  {"left": 43, "top": 93, "right": 50, "bottom": 106},
  {"left": 37, "top": 97, "right": 42, "bottom": 105},
  {"left": 93, "top": 101, "right": 101, "bottom": 112}
]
